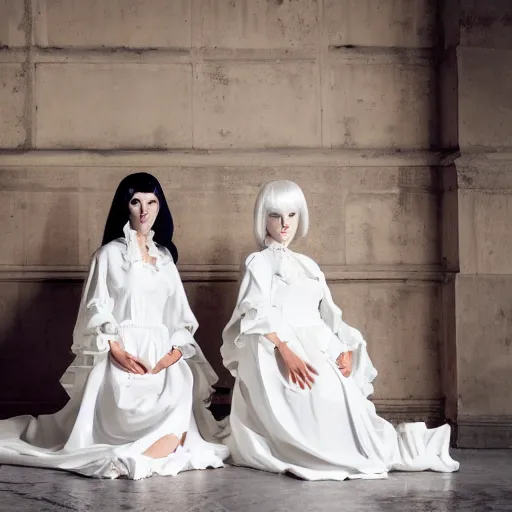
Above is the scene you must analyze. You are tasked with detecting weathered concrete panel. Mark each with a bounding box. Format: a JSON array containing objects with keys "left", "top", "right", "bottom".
[
  {"left": 0, "top": 191, "right": 25, "bottom": 264},
  {"left": 458, "top": 48, "right": 512, "bottom": 149},
  {"left": 0, "top": 192, "right": 79, "bottom": 265},
  {"left": 35, "top": 63, "right": 192, "bottom": 149},
  {"left": 35, "top": 0, "right": 191, "bottom": 48},
  {"left": 0, "top": 63, "right": 27, "bottom": 148},
  {"left": 325, "top": 0, "right": 437, "bottom": 48},
  {"left": 196, "top": 0, "right": 319, "bottom": 49},
  {"left": 331, "top": 280, "right": 442, "bottom": 400},
  {"left": 0, "top": 0, "right": 26, "bottom": 47},
  {"left": 76, "top": 165, "right": 350, "bottom": 266},
  {"left": 456, "top": 275, "right": 512, "bottom": 417},
  {"left": 71, "top": 165, "right": 439, "bottom": 267},
  {"left": 0, "top": 0, "right": 454, "bottom": 425},
  {"left": 19, "top": 191, "right": 80, "bottom": 265},
  {"left": 194, "top": 61, "right": 320, "bottom": 148},
  {"left": 324, "top": 58, "right": 437, "bottom": 149},
  {"left": 440, "top": 165, "right": 459, "bottom": 272},
  {"left": 458, "top": 188, "right": 512, "bottom": 275},
  {"left": 0, "top": 165, "right": 438, "bottom": 269},
  {"left": 439, "top": 48, "right": 459, "bottom": 149},
  {"left": 345, "top": 190, "right": 439, "bottom": 265},
  {"left": 0, "top": 168, "right": 80, "bottom": 265},
  {"left": 460, "top": 0, "right": 512, "bottom": 49}
]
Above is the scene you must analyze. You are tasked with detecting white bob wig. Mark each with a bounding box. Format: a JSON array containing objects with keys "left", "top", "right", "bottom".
[{"left": 254, "top": 180, "right": 309, "bottom": 248}]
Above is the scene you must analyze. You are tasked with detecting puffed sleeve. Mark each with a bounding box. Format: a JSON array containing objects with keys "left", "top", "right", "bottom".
[
  {"left": 71, "top": 247, "right": 120, "bottom": 356},
  {"left": 221, "top": 251, "right": 295, "bottom": 377},
  {"left": 162, "top": 262, "right": 198, "bottom": 359},
  {"left": 231, "top": 252, "right": 295, "bottom": 341}
]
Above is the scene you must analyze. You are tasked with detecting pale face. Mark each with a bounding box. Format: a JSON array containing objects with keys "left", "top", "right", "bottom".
[
  {"left": 266, "top": 210, "right": 299, "bottom": 247},
  {"left": 128, "top": 192, "right": 159, "bottom": 236}
]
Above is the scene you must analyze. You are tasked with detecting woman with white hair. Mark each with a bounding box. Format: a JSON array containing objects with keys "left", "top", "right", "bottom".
[{"left": 221, "top": 180, "right": 459, "bottom": 481}]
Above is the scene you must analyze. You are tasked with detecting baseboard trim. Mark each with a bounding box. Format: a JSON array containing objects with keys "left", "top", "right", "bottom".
[
  {"left": 457, "top": 415, "right": 512, "bottom": 449},
  {"left": 373, "top": 398, "right": 445, "bottom": 426}
]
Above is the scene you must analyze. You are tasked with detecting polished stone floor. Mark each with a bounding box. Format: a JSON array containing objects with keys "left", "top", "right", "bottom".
[{"left": 0, "top": 450, "right": 510, "bottom": 512}]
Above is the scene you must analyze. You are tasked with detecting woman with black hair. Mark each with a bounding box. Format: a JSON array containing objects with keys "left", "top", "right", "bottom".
[{"left": 0, "top": 173, "right": 229, "bottom": 479}]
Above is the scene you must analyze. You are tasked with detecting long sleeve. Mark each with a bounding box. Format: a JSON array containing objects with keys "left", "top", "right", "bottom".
[
  {"left": 221, "top": 252, "right": 295, "bottom": 377},
  {"left": 71, "top": 248, "right": 120, "bottom": 357},
  {"left": 229, "top": 252, "right": 296, "bottom": 342},
  {"left": 237, "top": 253, "right": 279, "bottom": 340},
  {"left": 162, "top": 263, "right": 198, "bottom": 359}
]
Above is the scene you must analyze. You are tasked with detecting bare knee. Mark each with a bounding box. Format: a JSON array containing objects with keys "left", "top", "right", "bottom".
[{"left": 143, "top": 432, "right": 187, "bottom": 459}]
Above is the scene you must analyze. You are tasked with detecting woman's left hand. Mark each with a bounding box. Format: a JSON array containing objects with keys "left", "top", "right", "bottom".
[
  {"left": 336, "top": 351, "right": 353, "bottom": 377},
  {"left": 151, "top": 348, "right": 183, "bottom": 375}
]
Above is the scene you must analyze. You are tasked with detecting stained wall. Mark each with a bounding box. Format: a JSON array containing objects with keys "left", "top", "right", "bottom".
[{"left": 0, "top": 0, "right": 452, "bottom": 427}]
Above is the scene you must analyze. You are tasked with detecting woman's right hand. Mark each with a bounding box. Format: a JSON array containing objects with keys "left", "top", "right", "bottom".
[
  {"left": 276, "top": 342, "right": 318, "bottom": 390},
  {"left": 109, "top": 341, "right": 147, "bottom": 375}
]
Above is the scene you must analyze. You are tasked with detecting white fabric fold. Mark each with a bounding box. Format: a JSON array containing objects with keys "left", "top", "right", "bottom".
[
  {"left": 221, "top": 244, "right": 459, "bottom": 480},
  {"left": 0, "top": 229, "right": 228, "bottom": 479},
  {"left": 222, "top": 243, "right": 377, "bottom": 397}
]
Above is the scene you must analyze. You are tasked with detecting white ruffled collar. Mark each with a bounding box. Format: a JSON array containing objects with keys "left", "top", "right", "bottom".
[
  {"left": 264, "top": 236, "right": 289, "bottom": 253},
  {"left": 264, "top": 236, "right": 320, "bottom": 283},
  {"left": 122, "top": 221, "right": 164, "bottom": 271}
]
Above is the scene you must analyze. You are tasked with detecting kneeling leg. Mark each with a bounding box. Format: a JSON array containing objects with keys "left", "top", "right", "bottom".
[{"left": 143, "top": 432, "right": 188, "bottom": 459}]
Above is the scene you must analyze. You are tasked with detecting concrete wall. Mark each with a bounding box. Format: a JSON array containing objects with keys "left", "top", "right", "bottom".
[
  {"left": 448, "top": 0, "right": 512, "bottom": 448},
  {"left": 0, "top": 0, "right": 446, "bottom": 426}
]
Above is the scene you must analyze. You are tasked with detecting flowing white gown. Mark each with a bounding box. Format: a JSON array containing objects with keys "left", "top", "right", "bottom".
[
  {"left": 221, "top": 240, "right": 459, "bottom": 481},
  {"left": 0, "top": 223, "right": 228, "bottom": 479}
]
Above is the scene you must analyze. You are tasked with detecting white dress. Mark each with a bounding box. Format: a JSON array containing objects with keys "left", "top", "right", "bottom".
[
  {"left": 0, "top": 223, "right": 229, "bottom": 479},
  {"left": 221, "top": 240, "right": 459, "bottom": 481}
]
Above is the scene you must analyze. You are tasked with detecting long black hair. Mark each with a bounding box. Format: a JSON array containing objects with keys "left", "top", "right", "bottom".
[{"left": 102, "top": 172, "right": 178, "bottom": 262}]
